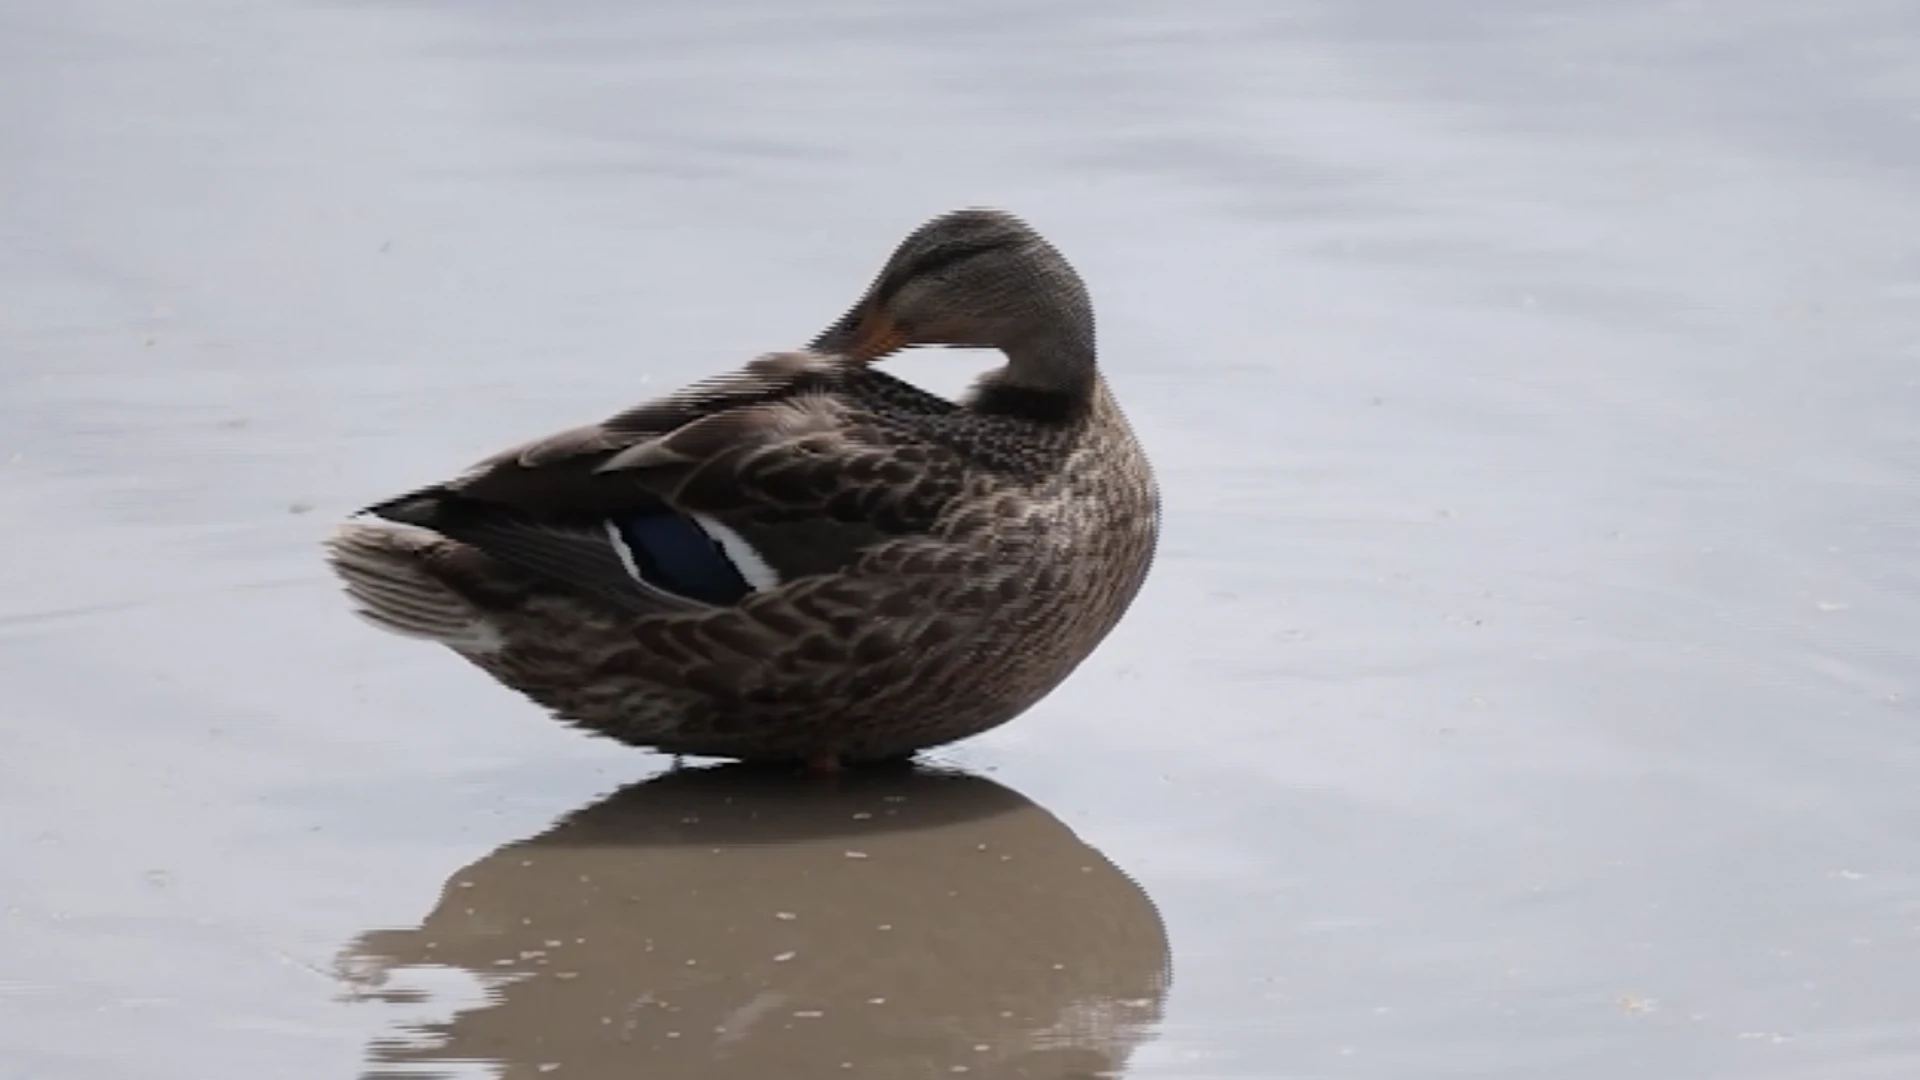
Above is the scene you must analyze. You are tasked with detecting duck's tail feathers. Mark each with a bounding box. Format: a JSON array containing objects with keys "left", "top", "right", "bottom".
[{"left": 324, "top": 523, "right": 506, "bottom": 654}]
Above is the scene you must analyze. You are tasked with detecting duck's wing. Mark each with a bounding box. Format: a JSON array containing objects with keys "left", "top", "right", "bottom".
[
  {"left": 365, "top": 352, "right": 974, "bottom": 614},
  {"left": 420, "top": 350, "right": 855, "bottom": 514}
]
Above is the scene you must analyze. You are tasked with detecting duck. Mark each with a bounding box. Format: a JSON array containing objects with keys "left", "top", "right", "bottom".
[{"left": 324, "top": 208, "right": 1159, "bottom": 771}]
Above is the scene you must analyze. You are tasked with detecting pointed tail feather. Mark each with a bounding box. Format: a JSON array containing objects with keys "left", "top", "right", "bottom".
[{"left": 324, "top": 523, "right": 505, "bottom": 654}]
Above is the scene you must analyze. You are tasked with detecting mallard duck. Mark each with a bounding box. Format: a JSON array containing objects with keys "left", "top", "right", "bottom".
[{"left": 325, "top": 208, "right": 1158, "bottom": 770}]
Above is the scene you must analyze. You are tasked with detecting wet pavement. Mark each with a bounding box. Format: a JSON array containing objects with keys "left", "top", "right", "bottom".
[{"left": 3, "top": 0, "right": 1919, "bottom": 1076}]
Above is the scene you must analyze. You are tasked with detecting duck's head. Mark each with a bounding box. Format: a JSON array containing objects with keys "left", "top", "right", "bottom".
[{"left": 811, "top": 208, "right": 1096, "bottom": 393}]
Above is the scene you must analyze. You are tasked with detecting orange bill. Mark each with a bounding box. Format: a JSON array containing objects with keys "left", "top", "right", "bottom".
[{"left": 842, "top": 309, "right": 910, "bottom": 362}]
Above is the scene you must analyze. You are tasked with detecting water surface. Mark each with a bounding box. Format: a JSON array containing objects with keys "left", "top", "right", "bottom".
[{"left": 3, "top": 0, "right": 1918, "bottom": 1076}]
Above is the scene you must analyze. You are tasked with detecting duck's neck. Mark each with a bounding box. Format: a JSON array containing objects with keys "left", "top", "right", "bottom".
[{"left": 970, "top": 328, "right": 1098, "bottom": 424}]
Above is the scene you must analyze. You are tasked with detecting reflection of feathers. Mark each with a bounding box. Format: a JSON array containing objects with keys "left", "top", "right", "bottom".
[
  {"left": 340, "top": 765, "right": 1171, "bottom": 1079},
  {"left": 324, "top": 209, "right": 1159, "bottom": 763}
]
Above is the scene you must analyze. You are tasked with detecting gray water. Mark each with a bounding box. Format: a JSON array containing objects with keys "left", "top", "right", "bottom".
[{"left": 4, "top": 0, "right": 1919, "bottom": 1076}]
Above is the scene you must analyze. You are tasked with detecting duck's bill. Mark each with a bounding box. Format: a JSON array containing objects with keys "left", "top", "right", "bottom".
[
  {"left": 844, "top": 313, "right": 910, "bottom": 361},
  {"left": 809, "top": 302, "right": 909, "bottom": 362}
]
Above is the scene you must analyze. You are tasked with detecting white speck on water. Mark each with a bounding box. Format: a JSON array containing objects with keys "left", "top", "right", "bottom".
[{"left": 773, "top": 951, "right": 796, "bottom": 962}]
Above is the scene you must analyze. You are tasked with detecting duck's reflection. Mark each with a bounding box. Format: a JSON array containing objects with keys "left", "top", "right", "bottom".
[{"left": 340, "top": 762, "right": 1170, "bottom": 1079}]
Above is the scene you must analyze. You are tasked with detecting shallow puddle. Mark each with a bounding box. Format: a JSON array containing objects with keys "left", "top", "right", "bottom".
[{"left": 4, "top": 0, "right": 1919, "bottom": 1077}]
